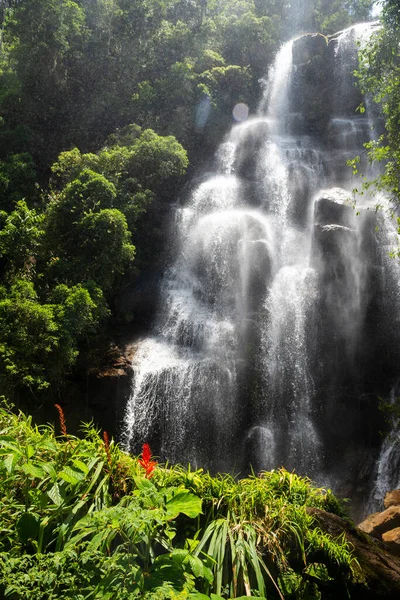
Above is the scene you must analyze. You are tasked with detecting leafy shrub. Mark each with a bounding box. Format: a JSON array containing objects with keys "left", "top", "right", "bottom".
[{"left": 0, "top": 402, "right": 359, "bottom": 599}]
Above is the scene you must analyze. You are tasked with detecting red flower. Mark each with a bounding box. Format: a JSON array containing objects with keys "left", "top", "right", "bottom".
[{"left": 138, "top": 443, "right": 157, "bottom": 478}]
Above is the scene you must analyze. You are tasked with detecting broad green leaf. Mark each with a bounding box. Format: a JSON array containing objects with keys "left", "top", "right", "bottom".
[
  {"left": 165, "top": 491, "right": 202, "bottom": 519},
  {"left": 21, "top": 462, "right": 45, "bottom": 479},
  {"left": 41, "top": 439, "right": 58, "bottom": 452},
  {"left": 167, "top": 549, "right": 188, "bottom": 564},
  {"left": 72, "top": 459, "right": 89, "bottom": 475},
  {"left": 64, "top": 526, "right": 98, "bottom": 550},
  {"left": 188, "top": 555, "right": 213, "bottom": 581},
  {"left": 42, "top": 462, "right": 57, "bottom": 480},
  {"left": 59, "top": 465, "right": 86, "bottom": 485},
  {"left": 16, "top": 512, "right": 40, "bottom": 542},
  {"left": 133, "top": 475, "right": 155, "bottom": 491},
  {"left": 304, "top": 563, "right": 332, "bottom": 581},
  {"left": 48, "top": 483, "right": 63, "bottom": 506},
  {"left": 3, "top": 453, "right": 18, "bottom": 473},
  {"left": 88, "top": 528, "right": 115, "bottom": 552}
]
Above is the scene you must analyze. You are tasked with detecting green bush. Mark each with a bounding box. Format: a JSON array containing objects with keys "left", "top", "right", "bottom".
[{"left": 0, "top": 402, "right": 361, "bottom": 600}]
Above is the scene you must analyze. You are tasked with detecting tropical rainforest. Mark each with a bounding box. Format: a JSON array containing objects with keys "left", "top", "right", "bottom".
[
  {"left": 0, "top": 401, "right": 392, "bottom": 600},
  {"left": 0, "top": 0, "right": 382, "bottom": 408},
  {"left": 1, "top": 0, "right": 400, "bottom": 598}
]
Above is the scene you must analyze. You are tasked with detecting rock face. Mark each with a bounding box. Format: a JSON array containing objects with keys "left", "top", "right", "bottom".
[
  {"left": 358, "top": 506, "right": 400, "bottom": 539},
  {"left": 358, "top": 491, "right": 400, "bottom": 563},
  {"left": 310, "top": 507, "right": 400, "bottom": 599},
  {"left": 111, "top": 24, "right": 398, "bottom": 521},
  {"left": 292, "top": 33, "right": 328, "bottom": 66},
  {"left": 385, "top": 490, "right": 400, "bottom": 509},
  {"left": 383, "top": 528, "right": 400, "bottom": 557},
  {"left": 290, "top": 34, "right": 330, "bottom": 136},
  {"left": 86, "top": 343, "right": 135, "bottom": 438},
  {"left": 313, "top": 187, "right": 356, "bottom": 228}
]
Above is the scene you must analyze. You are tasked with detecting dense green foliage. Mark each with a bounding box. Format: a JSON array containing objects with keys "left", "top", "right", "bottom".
[
  {"left": 352, "top": 0, "right": 400, "bottom": 206},
  {"left": 313, "top": 0, "right": 374, "bottom": 34},
  {"left": 0, "top": 125, "right": 187, "bottom": 399},
  {"left": 0, "top": 402, "right": 367, "bottom": 599},
  {"left": 0, "top": 0, "right": 376, "bottom": 404},
  {"left": 0, "top": 0, "right": 375, "bottom": 173}
]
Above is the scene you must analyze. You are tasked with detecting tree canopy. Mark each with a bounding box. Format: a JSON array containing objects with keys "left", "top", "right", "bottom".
[
  {"left": 0, "top": 0, "right": 381, "bottom": 403},
  {"left": 352, "top": 0, "right": 400, "bottom": 206}
]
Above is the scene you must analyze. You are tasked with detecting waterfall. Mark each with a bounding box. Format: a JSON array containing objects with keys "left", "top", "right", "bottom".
[
  {"left": 366, "top": 386, "right": 400, "bottom": 514},
  {"left": 123, "top": 22, "right": 400, "bottom": 512}
]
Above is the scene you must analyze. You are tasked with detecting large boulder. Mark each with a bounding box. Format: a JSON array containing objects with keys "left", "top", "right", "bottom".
[
  {"left": 86, "top": 342, "right": 136, "bottom": 438},
  {"left": 292, "top": 33, "right": 328, "bottom": 66},
  {"left": 383, "top": 528, "right": 400, "bottom": 557},
  {"left": 313, "top": 222, "right": 356, "bottom": 259},
  {"left": 308, "top": 507, "right": 400, "bottom": 599},
  {"left": 312, "top": 188, "right": 359, "bottom": 292},
  {"left": 358, "top": 506, "right": 400, "bottom": 539},
  {"left": 312, "top": 188, "right": 360, "bottom": 283},
  {"left": 290, "top": 34, "right": 330, "bottom": 137},
  {"left": 314, "top": 187, "right": 356, "bottom": 228}
]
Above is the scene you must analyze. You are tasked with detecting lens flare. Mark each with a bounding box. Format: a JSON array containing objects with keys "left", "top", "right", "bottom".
[
  {"left": 232, "top": 103, "right": 249, "bottom": 122},
  {"left": 195, "top": 96, "right": 211, "bottom": 129}
]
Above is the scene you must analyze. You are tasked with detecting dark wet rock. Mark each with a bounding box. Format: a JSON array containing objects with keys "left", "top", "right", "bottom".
[
  {"left": 286, "top": 112, "right": 307, "bottom": 136},
  {"left": 115, "top": 271, "right": 163, "bottom": 329},
  {"left": 314, "top": 187, "right": 356, "bottom": 228},
  {"left": 287, "top": 163, "right": 312, "bottom": 225},
  {"left": 86, "top": 343, "right": 136, "bottom": 438},
  {"left": 290, "top": 34, "right": 330, "bottom": 137},
  {"left": 328, "top": 117, "right": 372, "bottom": 151},
  {"left": 292, "top": 33, "right": 328, "bottom": 66}
]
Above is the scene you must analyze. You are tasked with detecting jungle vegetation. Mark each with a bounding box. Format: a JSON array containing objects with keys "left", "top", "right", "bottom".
[
  {"left": 1, "top": 2, "right": 399, "bottom": 598},
  {"left": 0, "top": 401, "right": 367, "bottom": 600},
  {"left": 0, "top": 0, "right": 379, "bottom": 409}
]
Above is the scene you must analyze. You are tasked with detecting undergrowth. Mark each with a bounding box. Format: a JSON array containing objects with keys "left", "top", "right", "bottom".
[{"left": 0, "top": 401, "right": 362, "bottom": 599}]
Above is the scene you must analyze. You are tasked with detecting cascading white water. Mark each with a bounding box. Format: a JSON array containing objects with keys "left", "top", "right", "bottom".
[
  {"left": 364, "top": 206, "right": 400, "bottom": 512},
  {"left": 333, "top": 22, "right": 382, "bottom": 151},
  {"left": 123, "top": 129, "right": 276, "bottom": 469},
  {"left": 254, "top": 38, "right": 323, "bottom": 477},
  {"left": 366, "top": 386, "right": 400, "bottom": 514},
  {"left": 123, "top": 21, "right": 400, "bottom": 512}
]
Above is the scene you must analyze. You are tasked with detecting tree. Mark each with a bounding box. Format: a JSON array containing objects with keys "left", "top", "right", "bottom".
[
  {"left": 0, "top": 153, "right": 38, "bottom": 212},
  {"left": 68, "top": 208, "right": 135, "bottom": 291},
  {"left": 51, "top": 127, "right": 188, "bottom": 202},
  {"left": 353, "top": 0, "right": 400, "bottom": 204},
  {"left": 0, "top": 0, "right": 87, "bottom": 168},
  {"left": 0, "top": 200, "right": 44, "bottom": 282},
  {"left": 314, "top": 0, "right": 374, "bottom": 34},
  {"left": 44, "top": 171, "right": 134, "bottom": 290},
  {"left": 0, "top": 280, "right": 107, "bottom": 396}
]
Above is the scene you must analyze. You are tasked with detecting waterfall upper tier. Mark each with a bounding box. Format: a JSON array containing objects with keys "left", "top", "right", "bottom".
[{"left": 123, "top": 22, "right": 399, "bottom": 518}]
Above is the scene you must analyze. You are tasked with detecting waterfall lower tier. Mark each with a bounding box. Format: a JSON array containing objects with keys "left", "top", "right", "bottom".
[{"left": 123, "top": 22, "right": 400, "bottom": 518}]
